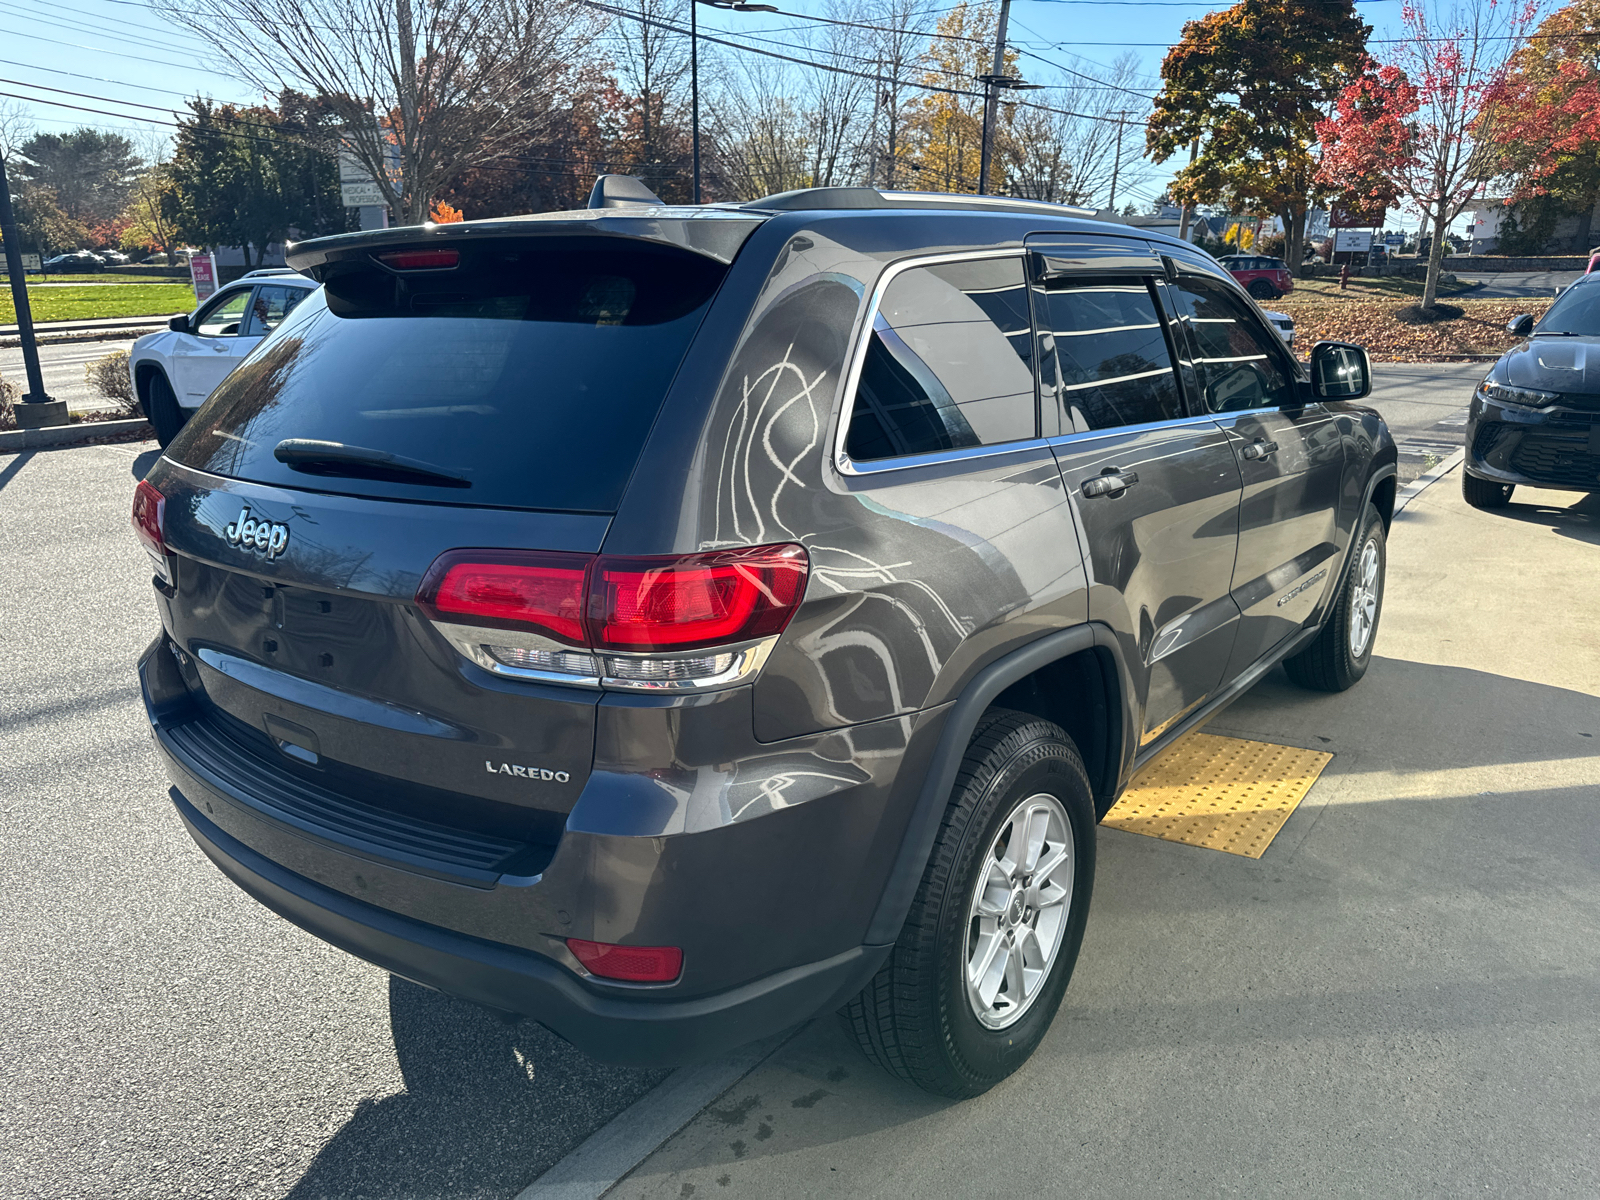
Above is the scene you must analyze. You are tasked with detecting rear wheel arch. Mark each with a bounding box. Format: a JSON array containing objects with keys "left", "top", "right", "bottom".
[{"left": 864, "top": 624, "right": 1132, "bottom": 945}]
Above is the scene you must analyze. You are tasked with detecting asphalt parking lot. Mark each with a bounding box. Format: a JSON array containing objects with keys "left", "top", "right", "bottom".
[{"left": 3, "top": 388, "right": 1595, "bottom": 1198}]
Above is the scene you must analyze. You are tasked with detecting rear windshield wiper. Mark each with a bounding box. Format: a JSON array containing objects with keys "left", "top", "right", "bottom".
[
  {"left": 273, "top": 439, "right": 472, "bottom": 488},
  {"left": 1530, "top": 330, "right": 1582, "bottom": 337}
]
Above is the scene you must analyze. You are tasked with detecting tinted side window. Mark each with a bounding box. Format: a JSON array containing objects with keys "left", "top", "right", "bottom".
[
  {"left": 1169, "top": 277, "right": 1295, "bottom": 413},
  {"left": 244, "top": 285, "right": 310, "bottom": 337},
  {"left": 1039, "top": 279, "right": 1182, "bottom": 432},
  {"left": 845, "top": 257, "right": 1035, "bottom": 462}
]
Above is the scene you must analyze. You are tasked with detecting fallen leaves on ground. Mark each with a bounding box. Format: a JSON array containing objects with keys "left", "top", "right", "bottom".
[{"left": 1279, "top": 298, "right": 1553, "bottom": 362}]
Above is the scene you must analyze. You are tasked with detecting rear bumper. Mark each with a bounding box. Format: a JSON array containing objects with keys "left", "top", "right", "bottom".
[{"left": 169, "top": 785, "right": 888, "bottom": 1066}]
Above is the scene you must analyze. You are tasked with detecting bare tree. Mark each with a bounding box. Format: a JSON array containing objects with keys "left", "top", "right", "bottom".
[
  {"left": 0, "top": 100, "right": 29, "bottom": 160},
  {"left": 155, "top": 0, "right": 598, "bottom": 225},
  {"left": 863, "top": 0, "right": 931, "bottom": 188},
  {"left": 705, "top": 56, "right": 814, "bottom": 199},
  {"left": 608, "top": 0, "right": 693, "bottom": 199},
  {"left": 1008, "top": 54, "right": 1157, "bottom": 207},
  {"left": 797, "top": 0, "right": 875, "bottom": 187}
]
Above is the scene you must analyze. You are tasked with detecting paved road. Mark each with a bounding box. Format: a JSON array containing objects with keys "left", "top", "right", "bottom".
[
  {"left": 1, "top": 339, "right": 137, "bottom": 413},
  {"left": 1366, "top": 361, "right": 1484, "bottom": 482},
  {"left": 1456, "top": 270, "right": 1583, "bottom": 298},
  {"left": 0, "top": 443, "right": 669, "bottom": 1200}
]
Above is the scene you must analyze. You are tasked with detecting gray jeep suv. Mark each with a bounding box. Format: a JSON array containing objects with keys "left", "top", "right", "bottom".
[{"left": 134, "top": 180, "right": 1396, "bottom": 1097}]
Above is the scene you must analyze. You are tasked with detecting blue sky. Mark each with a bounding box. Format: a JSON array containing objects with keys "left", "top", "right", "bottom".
[{"left": 0, "top": 0, "right": 1420, "bottom": 218}]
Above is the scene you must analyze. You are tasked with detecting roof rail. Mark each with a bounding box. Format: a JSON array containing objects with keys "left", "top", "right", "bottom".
[
  {"left": 739, "top": 186, "right": 1096, "bottom": 218},
  {"left": 239, "top": 267, "right": 297, "bottom": 279}
]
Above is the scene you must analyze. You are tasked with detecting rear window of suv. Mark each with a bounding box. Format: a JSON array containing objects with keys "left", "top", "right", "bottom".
[{"left": 169, "top": 241, "right": 727, "bottom": 512}]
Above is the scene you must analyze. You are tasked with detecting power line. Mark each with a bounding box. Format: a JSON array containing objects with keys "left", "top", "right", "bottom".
[
  {"left": 0, "top": 0, "right": 212, "bottom": 57},
  {"left": 0, "top": 56, "right": 204, "bottom": 100},
  {"left": 0, "top": 24, "right": 211, "bottom": 70}
]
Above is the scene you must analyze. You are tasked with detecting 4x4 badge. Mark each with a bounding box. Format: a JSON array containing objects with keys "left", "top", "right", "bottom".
[{"left": 225, "top": 506, "right": 290, "bottom": 560}]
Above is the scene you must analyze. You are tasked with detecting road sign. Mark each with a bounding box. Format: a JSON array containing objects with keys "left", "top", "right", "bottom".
[
  {"left": 19, "top": 252, "right": 40, "bottom": 272},
  {"left": 1333, "top": 229, "right": 1374, "bottom": 253},
  {"left": 1383, "top": 233, "right": 1405, "bottom": 246},
  {"left": 189, "top": 252, "right": 217, "bottom": 302}
]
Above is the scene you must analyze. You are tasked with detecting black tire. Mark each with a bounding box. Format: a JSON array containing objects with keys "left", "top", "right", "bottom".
[
  {"left": 1462, "top": 471, "right": 1514, "bottom": 509},
  {"left": 146, "top": 372, "right": 185, "bottom": 448},
  {"left": 1284, "top": 504, "right": 1386, "bottom": 692},
  {"left": 1248, "top": 280, "right": 1278, "bottom": 300},
  {"left": 840, "top": 710, "right": 1096, "bottom": 1098}
]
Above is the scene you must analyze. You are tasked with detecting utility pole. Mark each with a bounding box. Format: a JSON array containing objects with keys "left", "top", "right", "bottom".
[
  {"left": 1107, "top": 110, "right": 1131, "bottom": 212},
  {"left": 977, "top": 0, "right": 1013, "bottom": 195},
  {"left": 0, "top": 150, "right": 61, "bottom": 428},
  {"left": 1177, "top": 136, "right": 1198, "bottom": 241}
]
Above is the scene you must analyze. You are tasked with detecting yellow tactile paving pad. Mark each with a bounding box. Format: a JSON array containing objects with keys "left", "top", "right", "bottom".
[{"left": 1102, "top": 732, "right": 1333, "bottom": 858}]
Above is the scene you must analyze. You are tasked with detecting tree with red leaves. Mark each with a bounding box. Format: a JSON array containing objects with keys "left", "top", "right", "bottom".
[
  {"left": 1317, "top": 0, "right": 1541, "bottom": 308},
  {"left": 1477, "top": 0, "right": 1600, "bottom": 254}
]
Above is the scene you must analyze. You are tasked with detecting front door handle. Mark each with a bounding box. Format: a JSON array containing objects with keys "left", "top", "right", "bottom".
[
  {"left": 1240, "top": 439, "right": 1279, "bottom": 461},
  {"left": 1081, "top": 470, "right": 1139, "bottom": 498}
]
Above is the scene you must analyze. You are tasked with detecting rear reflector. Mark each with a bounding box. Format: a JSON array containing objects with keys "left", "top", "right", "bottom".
[
  {"left": 568, "top": 939, "right": 683, "bottom": 983},
  {"left": 377, "top": 248, "right": 460, "bottom": 270},
  {"left": 131, "top": 480, "right": 172, "bottom": 584}
]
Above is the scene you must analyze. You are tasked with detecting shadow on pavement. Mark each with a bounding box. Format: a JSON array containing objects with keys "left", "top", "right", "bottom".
[
  {"left": 1495, "top": 490, "right": 1600, "bottom": 546},
  {"left": 0, "top": 448, "right": 35, "bottom": 490},
  {"left": 131, "top": 447, "right": 160, "bottom": 479},
  {"left": 284, "top": 977, "right": 668, "bottom": 1200}
]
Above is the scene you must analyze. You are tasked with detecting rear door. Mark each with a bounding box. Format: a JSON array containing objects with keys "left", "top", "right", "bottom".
[
  {"left": 1029, "top": 237, "right": 1243, "bottom": 747},
  {"left": 170, "top": 286, "right": 254, "bottom": 407},
  {"left": 1164, "top": 270, "right": 1345, "bottom": 678}
]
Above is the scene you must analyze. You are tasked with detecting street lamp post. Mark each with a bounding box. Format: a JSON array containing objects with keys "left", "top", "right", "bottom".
[
  {"left": 0, "top": 150, "right": 61, "bottom": 428},
  {"left": 975, "top": 0, "right": 1039, "bottom": 197},
  {"left": 692, "top": 0, "right": 777, "bottom": 205}
]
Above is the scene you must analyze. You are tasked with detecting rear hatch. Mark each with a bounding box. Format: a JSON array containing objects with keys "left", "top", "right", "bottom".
[{"left": 145, "top": 227, "right": 748, "bottom": 875}]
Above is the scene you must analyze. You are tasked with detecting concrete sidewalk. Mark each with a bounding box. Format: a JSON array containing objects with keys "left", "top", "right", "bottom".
[{"left": 611, "top": 470, "right": 1600, "bottom": 1198}]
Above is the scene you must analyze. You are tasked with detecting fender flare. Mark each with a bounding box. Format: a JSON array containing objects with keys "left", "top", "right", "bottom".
[{"left": 864, "top": 622, "right": 1124, "bottom": 945}]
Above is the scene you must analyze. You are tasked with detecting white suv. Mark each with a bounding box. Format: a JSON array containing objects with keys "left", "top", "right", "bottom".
[{"left": 129, "top": 269, "right": 318, "bottom": 445}]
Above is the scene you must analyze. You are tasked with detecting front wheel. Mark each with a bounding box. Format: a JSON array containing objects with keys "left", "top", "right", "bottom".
[
  {"left": 1284, "top": 504, "right": 1386, "bottom": 692},
  {"left": 146, "top": 372, "right": 185, "bottom": 448},
  {"left": 1462, "top": 471, "right": 1514, "bottom": 509},
  {"left": 841, "top": 710, "right": 1096, "bottom": 1098}
]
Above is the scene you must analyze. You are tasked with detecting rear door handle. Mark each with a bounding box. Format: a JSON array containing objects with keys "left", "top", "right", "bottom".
[
  {"left": 1240, "top": 439, "right": 1279, "bottom": 461},
  {"left": 1081, "top": 470, "right": 1139, "bottom": 498}
]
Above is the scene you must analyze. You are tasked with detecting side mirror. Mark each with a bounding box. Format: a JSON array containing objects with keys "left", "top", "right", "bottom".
[
  {"left": 1310, "top": 340, "right": 1372, "bottom": 401},
  {"left": 168, "top": 314, "right": 190, "bottom": 333},
  {"left": 1506, "top": 313, "right": 1535, "bottom": 338}
]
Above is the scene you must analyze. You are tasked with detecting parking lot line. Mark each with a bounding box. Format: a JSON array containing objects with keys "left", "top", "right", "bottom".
[{"left": 1101, "top": 732, "right": 1333, "bottom": 858}]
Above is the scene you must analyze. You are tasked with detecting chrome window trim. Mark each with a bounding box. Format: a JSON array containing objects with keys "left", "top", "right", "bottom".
[
  {"left": 832, "top": 247, "right": 1030, "bottom": 478},
  {"left": 1044, "top": 412, "right": 1228, "bottom": 449}
]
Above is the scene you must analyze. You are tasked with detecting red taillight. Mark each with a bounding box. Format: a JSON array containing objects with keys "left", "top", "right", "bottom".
[
  {"left": 591, "top": 544, "right": 808, "bottom": 651},
  {"left": 568, "top": 939, "right": 683, "bottom": 983},
  {"left": 377, "top": 248, "right": 459, "bottom": 270},
  {"left": 416, "top": 543, "right": 808, "bottom": 653},
  {"left": 416, "top": 550, "right": 591, "bottom": 645},
  {"left": 132, "top": 480, "right": 165, "bottom": 557}
]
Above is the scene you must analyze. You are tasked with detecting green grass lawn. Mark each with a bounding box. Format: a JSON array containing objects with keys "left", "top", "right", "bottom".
[
  {"left": 26, "top": 272, "right": 180, "bottom": 284},
  {"left": 2, "top": 283, "right": 194, "bottom": 324},
  {"left": 1291, "top": 274, "right": 1480, "bottom": 301}
]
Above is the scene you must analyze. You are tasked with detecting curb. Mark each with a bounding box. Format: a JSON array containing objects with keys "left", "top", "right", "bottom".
[
  {"left": 0, "top": 418, "right": 152, "bottom": 452},
  {"left": 1393, "top": 448, "right": 1465, "bottom": 517},
  {"left": 2, "top": 329, "right": 159, "bottom": 349}
]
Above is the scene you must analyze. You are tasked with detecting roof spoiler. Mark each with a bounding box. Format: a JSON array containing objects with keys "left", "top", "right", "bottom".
[{"left": 588, "top": 174, "right": 666, "bottom": 209}]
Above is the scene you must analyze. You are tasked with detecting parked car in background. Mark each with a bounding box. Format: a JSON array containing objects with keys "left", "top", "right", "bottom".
[
  {"left": 1261, "top": 308, "right": 1295, "bottom": 349},
  {"left": 127, "top": 268, "right": 318, "bottom": 446},
  {"left": 133, "top": 178, "right": 1394, "bottom": 1100},
  {"left": 1464, "top": 273, "right": 1600, "bottom": 509},
  {"left": 1217, "top": 254, "right": 1294, "bottom": 300},
  {"left": 42, "top": 250, "right": 106, "bottom": 273},
  {"left": 99, "top": 249, "right": 131, "bottom": 266}
]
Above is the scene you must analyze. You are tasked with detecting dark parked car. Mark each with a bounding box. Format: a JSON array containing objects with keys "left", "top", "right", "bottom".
[
  {"left": 134, "top": 178, "right": 1395, "bottom": 1097},
  {"left": 1217, "top": 253, "right": 1295, "bottom": 300},
  {"left": 1463, "top": 274, "right": 1600, "bottom": 508},
  {"left": 42, "top": 250, "right": 105, "bottom": 273}
]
